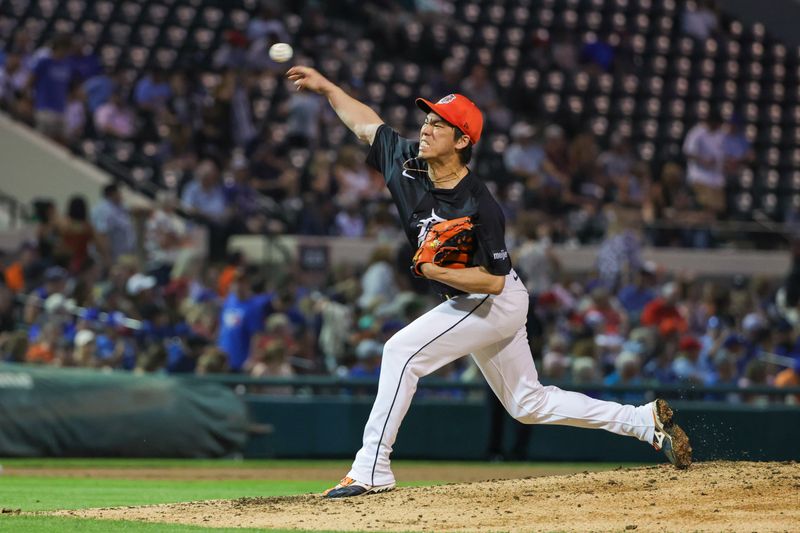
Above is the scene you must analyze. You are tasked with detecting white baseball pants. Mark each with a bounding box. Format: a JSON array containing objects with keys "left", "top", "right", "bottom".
[{"left": 347, "top": 269, "right": 656, "bottom": 487}]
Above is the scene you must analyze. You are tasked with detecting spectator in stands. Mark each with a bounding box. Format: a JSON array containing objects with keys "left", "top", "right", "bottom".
[
  {"left": 181, "top": 159, "right": 228, "bottom": 224},
  {"left": 349, "top": 339, "right": 383, "bottom": 379},
  {"left": 25, "top": 320, "right": 61, "bottom": 365},
  {"left": 228, "top": 70, "right": 257, "bottom": 148},
  {"left": 0, "top": 52, "right": 27, "bottom": 115},
  {"left": 67, "top": 36, "right": 100, "bottom": 83},
  {"left": 722, "top": 113, "right": 754, "bottom": 180},
  {"left": 644, "top": 162, "right": 713, "bottom": 247},
  {"left": 284, "top": 87, "right": 326, "bottom": 149},
  {"left": 295, "top": 151, "right": 338, "bottom": 235},
  {"left": 683, "top": 110, "right": 727, "bottom": 216},
  {"left": 504, "top": 122, "right": 544, "bottom": 188},
  {"left": 212, "top": 30, "right": 250, "bottom": 70},
  {"left": 551, "top": 32, "right": 579, "bottom": 73},
  {"left": 82, "top": 67, "right": 119, "bottom": 115},
  {"left": 617, "top": 261, "right": 658, "bottom": 320},
  {"left": 514, "top": 215, "right": 561, "bottom": 294},
  {"left": 672, "top": 335, "right": 705, "bottom": 384},
  {"left": 540, "top": 125, "right": 572, "bottom": 191},
  {"left": 774, "top": 359, "right": 800, "bottom": 404},
  {"left": 33, "top": 199, "right": 59, "bottom": 267},
  {"left": 57, "top": 195, "right": 99, "bottom": 274},
  {"left": 91, "top": 184, "right": 136, "bottom": 265},
  {"left": 246, "top": 338, "right": 294, "bottom": 388},
  {"left": 29, "top": 34, "right": 73, "bottom": 142},
  {"left": 181, "top": 159, "right": 230, "bottom": 260},
  {"left": 580, "top": 33, "right": 617, "bottom": 75},
  {"left": 246, "top": 2, "right": 289, "bottom": 44},
  {"left": 598, "top": 131, "right": 636, "bottom": 183},
  {"left": 357, "top": 246, "right": 398, "bottom": 312},
  {"left": 225, "top": 154, "right": 269, "bottom": 234},
  {"left": 643, "top": 341, "right": 678, "bottom": 384},
  {"left": 641, "top": 282, "right": 689, "bottom": 336},
  {"left": 334, "top": 145, "right": 377, "bottom": 202},
  {"left": 145, "top": 191, "right": 190, "bottom": 280},
  {"left": 133, "top": 68, "right": 172, "bottom": 112},
  {"left": 250, "top": 141, "right": 299, "bottom": 203},
  {"left": 217, "top": 268, "right": 271, "bottom": 372},
  {"left": 603, "top": 351, "right": 645, "bottom": 403},
  {"left": 134, "top": 68, "right": 171, "bottom": 142},
  {"left": 460, "top": 64, "right": 498, "bottom": 110},
  {"left": 0, "top": 285, "right": 15, "bottom": 334},
  {"left": 334, "top": 196, "right": 367, "bottom": 238},
  {"left": 94, "top": 90, "right": 137, "bottom": 139},
  {"left": 64, "top": 82, "right": 86, "bottom": 143},
  {"left": 596, "top": 207, "right": 642, "bottom": 290},
  {"left": 3, "top": 241, "right": 40, "bottom": 294},
  {"left": 429, "top": 58, "right": 463, "bottom": 98},
  {"left": 682, "top": 0, "right": 720, "bottom": 41}
]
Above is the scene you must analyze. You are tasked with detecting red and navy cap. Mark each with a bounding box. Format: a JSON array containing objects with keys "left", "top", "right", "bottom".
[{"left": 415, "top": 93, "right": 484, "bottom": 145}]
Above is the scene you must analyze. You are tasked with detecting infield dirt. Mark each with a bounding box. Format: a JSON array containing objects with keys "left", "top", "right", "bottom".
[{"left": 56, "top": 461, "right": 799, "bottom": 532}]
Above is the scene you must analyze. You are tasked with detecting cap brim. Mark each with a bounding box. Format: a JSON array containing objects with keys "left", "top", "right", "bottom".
[{"left": 415, "top": 97, "right": 461, "bottom": 135}]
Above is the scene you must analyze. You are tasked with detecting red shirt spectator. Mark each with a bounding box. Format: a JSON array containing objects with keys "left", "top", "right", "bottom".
[{"left": 641, "top": 282, "right": 688, "bottom": 334}]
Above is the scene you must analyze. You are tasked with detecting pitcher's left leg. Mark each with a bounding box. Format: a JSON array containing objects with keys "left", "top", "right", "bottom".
[{"left": 472, "top": 325, "right": 655, "bottom": 444}]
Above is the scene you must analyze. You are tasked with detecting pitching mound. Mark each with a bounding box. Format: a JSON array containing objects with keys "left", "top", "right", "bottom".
[{"left": 59, "top": 461, "right": 799, "bottom": 532}]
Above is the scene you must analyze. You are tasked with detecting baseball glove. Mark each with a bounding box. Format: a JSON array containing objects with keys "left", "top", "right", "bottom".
[{"left": 412, "top": 216, "right": 475, "bottom": 276}]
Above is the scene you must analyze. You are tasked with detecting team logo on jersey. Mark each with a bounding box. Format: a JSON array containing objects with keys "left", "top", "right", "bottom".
[
  {"left": 493, "top": 250, "right": 509, "bottom": 260},
  {"left": 416, "top": 209, "right": 447, "bottom": 246},
  {"left": 437, "top": 94, "right": 456, "bottom": 104}
]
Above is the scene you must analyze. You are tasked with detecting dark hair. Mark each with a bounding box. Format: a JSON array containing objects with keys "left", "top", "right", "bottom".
[
  {"left": 453, "top": 127, "right": 473, "bottom": 165},
  {"left": 102, "top": 183, "right": 119, "bottom": 198},
  {"left": 67, "top": 195, "right": 88, "bottom": 222}
]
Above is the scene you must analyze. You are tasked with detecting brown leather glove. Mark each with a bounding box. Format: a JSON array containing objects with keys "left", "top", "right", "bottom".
[{"left": 412, "top": 216, "right": 475, "bottom": 277}]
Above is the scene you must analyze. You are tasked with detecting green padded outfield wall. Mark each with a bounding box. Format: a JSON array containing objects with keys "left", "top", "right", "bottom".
[
  {"left": 242, "top": 395, "right": 800, "bottom": 462},
  {"left": 1, "top": 363, "right": 798, "bottom": 462},
  {"left": 0, "top": 363, "right": 248, "bottom": 457}
]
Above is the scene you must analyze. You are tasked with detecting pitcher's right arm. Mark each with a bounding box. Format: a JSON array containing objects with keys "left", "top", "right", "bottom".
[{"left": 287, "top": 66, "right": 383, "bottom": 145}]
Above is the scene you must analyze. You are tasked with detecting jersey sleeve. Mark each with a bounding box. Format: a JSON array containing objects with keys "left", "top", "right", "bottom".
[
  {"left": 365, "top": 124, "right": 418, "bottom": 184},
  {"left": 473, "top": 195, "right": 512, "bottom": 276}
]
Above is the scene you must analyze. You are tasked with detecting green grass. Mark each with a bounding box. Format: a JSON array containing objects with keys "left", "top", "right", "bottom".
[
  {"left": 0, "top": 516, "right": 364, "bottom": 533},
  {"left": 0, "top": 477, "right": 326, "bottom": 511},
  {"left": 0, "top": 458, "right": 348, "bottom": 469}
]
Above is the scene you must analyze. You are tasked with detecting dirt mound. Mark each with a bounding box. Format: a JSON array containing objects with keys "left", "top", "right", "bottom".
[{"left": 58, "top": 461, "right": 800, "bottom": 532}]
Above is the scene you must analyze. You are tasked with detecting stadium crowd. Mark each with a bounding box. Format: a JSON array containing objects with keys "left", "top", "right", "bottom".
[
  {"left": 0, "top": 0, "right": 776, "bottom": 255},
  {"left": 1, "top": 1, "right": 798, "bottom": 402},
  {"left": 0, "top": 185, "right": 799, "bottom": 404}
]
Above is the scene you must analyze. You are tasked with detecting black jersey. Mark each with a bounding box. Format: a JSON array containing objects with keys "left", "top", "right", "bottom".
[{"left": 366, "top": 124, "right": 512, "bottom": 297}]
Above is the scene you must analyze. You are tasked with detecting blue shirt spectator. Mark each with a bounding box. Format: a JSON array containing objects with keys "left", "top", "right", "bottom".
[
  {"left": 83, "top": 73, "right": 115, "bottom": 113},
  {"left": 69, "top": 52, "right": 101, "bottom": 82},
  {"left": 617, "top": 284, "right": 656, "bottom": 317},
  {"left": 181, "top": 160, "right": 229, "bottom": 223},
  {"left": 218, "top": 288, "right": 272, "bottom": 372},
  {"left": 32, "top": 56, "right": 72, "bottom": 112},
  {"left": 134, "top": 71, "right": 172, "bottom": 110}
]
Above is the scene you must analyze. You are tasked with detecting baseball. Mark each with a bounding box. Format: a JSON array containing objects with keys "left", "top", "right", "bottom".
[{"left": 269, "top": 42, "right": 293, "bottom": 63}]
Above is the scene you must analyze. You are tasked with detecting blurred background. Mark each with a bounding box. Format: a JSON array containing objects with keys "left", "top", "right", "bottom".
[{"left": 0, "top": 0, "right": 799, "bottom": 462}]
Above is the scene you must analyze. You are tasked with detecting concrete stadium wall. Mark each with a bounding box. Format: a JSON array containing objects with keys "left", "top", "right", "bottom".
[
  {"left": 230, "top": 235, "right": 792, "bottom": 278},
  {"left": 0, "top": 112, "right": 150, "bottom": 214}
]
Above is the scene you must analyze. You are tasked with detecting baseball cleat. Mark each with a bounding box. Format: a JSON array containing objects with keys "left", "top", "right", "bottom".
[
  {"left": 322, "top": 477, "right": 396, "bottom": 498},
  {"left": 652, "top": 399, "right": 692, "bottom": 469}
]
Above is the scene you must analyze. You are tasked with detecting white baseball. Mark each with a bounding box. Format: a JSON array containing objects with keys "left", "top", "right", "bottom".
[{"left": 268, "top": 42, "right": 293, "bottom": 63}]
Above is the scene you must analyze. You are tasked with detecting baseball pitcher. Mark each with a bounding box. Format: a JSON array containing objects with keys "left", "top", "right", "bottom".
[{"left": 286, "top": 66, "right": 692, "bottom": 498}]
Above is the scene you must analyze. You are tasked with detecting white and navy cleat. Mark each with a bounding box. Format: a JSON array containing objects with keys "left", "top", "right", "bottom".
[
  {"left": 323, "top": 477, "right": 396, "bottom": 498},
  {"left": 652, "top": 398, "right": 692, "bottom": 469}
]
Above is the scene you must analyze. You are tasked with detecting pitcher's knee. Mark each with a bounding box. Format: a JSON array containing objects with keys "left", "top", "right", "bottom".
[
  {"left": 509, "top": 386, "right": 548, "bottom": 423},
  {"left": 381, "top": 337, "right": 416, "bottom": 371}
]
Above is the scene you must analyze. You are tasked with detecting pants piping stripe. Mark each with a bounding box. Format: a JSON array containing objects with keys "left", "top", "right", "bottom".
[{"left": 370, "top": 294, "right": 490, "bottom": 485}]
